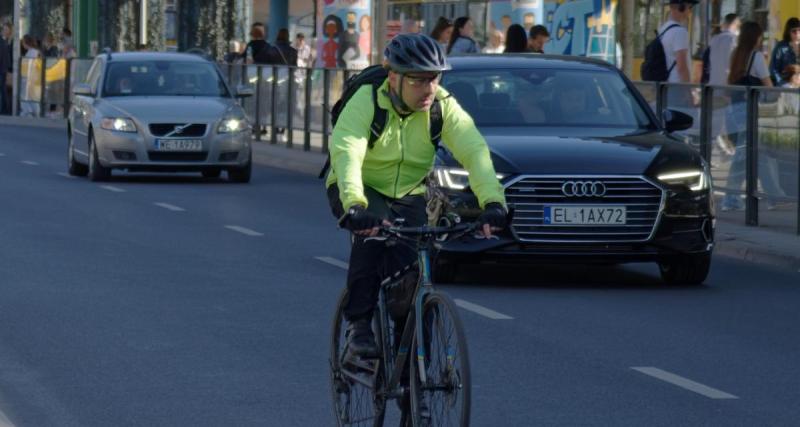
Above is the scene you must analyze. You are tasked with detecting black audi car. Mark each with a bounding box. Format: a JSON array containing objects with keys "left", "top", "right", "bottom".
[{"left": 433, "top": 55, "right": 714, "bottom": 285}]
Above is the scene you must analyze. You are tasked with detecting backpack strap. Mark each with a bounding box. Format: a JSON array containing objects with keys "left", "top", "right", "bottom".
[
  {"left": 429, "top": 98, "right": 443, "bottom": 149},
  {"left": 368, "top": 83, "right": 387, "bottom": 149},
  {"left": 659, "top": 24, "right": 682, "bottom": 78}
]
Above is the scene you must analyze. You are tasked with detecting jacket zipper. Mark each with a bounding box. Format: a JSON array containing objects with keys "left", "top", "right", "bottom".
[{"left": 394, "top": 116, "right": 405, "bottom": 196}]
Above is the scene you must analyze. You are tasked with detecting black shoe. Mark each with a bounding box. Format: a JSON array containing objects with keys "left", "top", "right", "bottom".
[{"left": 346, "top": 318, "right": 378, "bottom": 357}]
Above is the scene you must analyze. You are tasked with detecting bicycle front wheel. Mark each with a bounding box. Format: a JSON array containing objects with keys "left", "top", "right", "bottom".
[
  {"left": 330, "top": 289, "right": 386, "bottom": 427},
  {"left": 410, "top": 291, "right": 471, "bottom": 426}
]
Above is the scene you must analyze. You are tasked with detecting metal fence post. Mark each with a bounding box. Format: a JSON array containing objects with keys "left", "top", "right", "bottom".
[
  {"left": 271, "top": 66, "right": 278, "bottom": 145},
  {"left": 655, "top": 82, "right": 665, "bottom": 122},
  {"left": 39, "top": 57, "right": 46, "bottom": 118},
  {"left": 254, "top": 66, "right": 262, "bottom": 142},
  {"left": 322, "top": 68, "right": 331, "bottom": 152},
  {"left": 797, "top": 132, "right": 800, "bottom": 235},
  {"left": 286, "top": 67, "right": 295, "bottom": 148},
  {"left": 744, "top": 87, "right": 759, "bottom": 226},
  {"left": 15, "top": 57, "right": 22, "bottom": 115},
  {"left": 304, "top": 68, "right": 312, "bottom": 151},
  {"left": 63, "top": 58, "right": 72, "bottom": 119},
  {"left": 699, "top": 84, "right": 713, "bottom": 161}
]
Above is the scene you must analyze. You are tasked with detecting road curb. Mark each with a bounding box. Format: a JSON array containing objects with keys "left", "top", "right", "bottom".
[
  {"left": 714, "top": 235, "right": 800, "bottom": 273},
  {"left": 0, "top": 116, "right": 66, "bottom": 130}
]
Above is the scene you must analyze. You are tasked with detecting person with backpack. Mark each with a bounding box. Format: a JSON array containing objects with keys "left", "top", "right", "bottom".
[
  {"left": 641, "top": 0, "right": 697, "bottom": 83},
  {"left": 721, "top": 21, "right": 784, "bottom": 212},
  {"left": 324, "top": 33, "right": 507, "bottom": 357},
  {"left": 706, "top": 13, "right": 740, "bottom": 85},
  {"left": 447, "top": 17, "right": 480, "bottom": 55}
]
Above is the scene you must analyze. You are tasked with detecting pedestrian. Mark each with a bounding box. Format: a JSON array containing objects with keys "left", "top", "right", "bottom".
[
  {"left": 271, "top": 28, "right": 297, "bottom": 143},
  {"left": 778, "top": 64, "right": 800, "bottom": 115},
  {"left": 706, "top": 13, "right": 740, "bottom": 85},
  {"left": 60, "top": 28, "right": 76, "bottom": 58},
  {"left": 528, "top": 25, "right": 550, "bottom": 54},
  {"left": 659, "top": 0, "right": 697, "bottom": 84},
  {"left": 20, "top": 34, "right": 42, "bottom": 117},
  {"left": 42, "top": 33, "right": 59, "bottom": 57},
  {"left": 447, "top": 17, "right": 479, "bottom": 55},
  {"left": 722, "top": 21, "right": 783, "bottom": 211},
  {"left": 768, "top": 17, "right": 800, "bottom": 86},
  {"left": 244, "top": 22, "right": 272, "bottom": 65},
  {"left": 429, "top": 17, "right": 453, "bottom": 53},
  {"left": 223, "top": 40, "right": 243, "bottom": 64},
  {"left": 705, "top": 13, "right": 740, "bottom": 156},
  {"left": 482, "top": 29, "right": 504, "bottom": 54},
  {"left": 295, "top": 33, "right": 311, "bottom": 69},
  {"left": 0, "top": 22, "right": 11, "bottom": 115},
  {"left": 503, "top": 24, "right": 528, "bottom": 53}
]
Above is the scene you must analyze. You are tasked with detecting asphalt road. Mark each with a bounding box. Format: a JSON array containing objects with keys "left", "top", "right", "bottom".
[{"left": 1, "top": 125, "right": 799, "bottom": 426}]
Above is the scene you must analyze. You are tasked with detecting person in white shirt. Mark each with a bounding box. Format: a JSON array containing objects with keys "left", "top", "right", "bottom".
[
  {"left": 708, "top": 13, "right": 740, "bottom": 85},
  {"left": 659, "top": 0, "right": 697, "bottom": 83}
]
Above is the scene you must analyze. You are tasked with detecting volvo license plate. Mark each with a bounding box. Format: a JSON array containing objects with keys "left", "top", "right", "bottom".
[
  {"left": 154, "top": 139, "right": 203, "bottom": 151},
  {"left": 544, "top": 205, "right": 626, "bottom": 225}
]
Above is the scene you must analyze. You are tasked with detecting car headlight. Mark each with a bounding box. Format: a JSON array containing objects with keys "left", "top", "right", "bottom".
[
  {"left": 657, "top": 170, "right": 709, "bottom": 192},
  {"left": 100, "top": 117, "right": 136, "bottom": 133},
  {"left": 434, "top": 167, "right": 506, "bottom": 190},
  {"left": 218, "top": 117, "right": 246, "bottom": 133}
]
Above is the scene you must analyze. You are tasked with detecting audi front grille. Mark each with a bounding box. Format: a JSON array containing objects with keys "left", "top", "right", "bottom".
[{"left": 504, "top": 175, "right": 665, "bottom": 243}]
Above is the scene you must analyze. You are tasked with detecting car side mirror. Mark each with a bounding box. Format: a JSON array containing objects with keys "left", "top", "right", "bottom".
[
  {"left": 72, "top": 83, "right": 94, "bottom": 97},
  {"left": 235, "top": 85, "right": 254, "bottom": 98},
  {"left": 662, "top": 109, "right": 693, "bottom": 132}
]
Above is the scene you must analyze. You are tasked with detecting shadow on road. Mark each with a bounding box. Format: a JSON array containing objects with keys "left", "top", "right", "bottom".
[{"left": 449, "top": 262, "right": 713, "bottom": 292}]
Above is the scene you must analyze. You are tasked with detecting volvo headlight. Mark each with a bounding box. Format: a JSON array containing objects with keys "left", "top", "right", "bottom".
[
  {"left": 657, "top": 170, "right": 709, "bottom": 192},
  {"left": 100, "top": 117, "right": 136, "bottom": 133},
  {"left": 218, "top": 117, "right": 246, "bottom": 133},
  {"left": 434, "top": 167, "right": 506, "bottom": 190}
]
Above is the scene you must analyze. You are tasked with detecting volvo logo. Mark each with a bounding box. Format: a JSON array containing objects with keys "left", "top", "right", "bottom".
[
  {"left": 165, "top": 124, "right": 191, "bottom": 137},
  {"left": 562, "top": 181, "right": 607, "bottom": 197}
]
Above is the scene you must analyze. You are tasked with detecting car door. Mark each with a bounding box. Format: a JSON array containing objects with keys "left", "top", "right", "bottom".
[{"left": 71, "top": 58, "right": 102, "bottom": 159}]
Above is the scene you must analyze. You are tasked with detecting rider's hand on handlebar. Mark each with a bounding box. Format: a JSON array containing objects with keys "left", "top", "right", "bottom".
[
  {"left": 477, "top": 202, "right": 507, "bottom": 238},
  {"left": 344, "top": 205, "right": 391, "bottom": 237}
]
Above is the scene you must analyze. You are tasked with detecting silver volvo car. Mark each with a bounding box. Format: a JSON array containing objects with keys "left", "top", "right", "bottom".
[{"left": 67, "top": 52, "right": 253, "bottom": 182}]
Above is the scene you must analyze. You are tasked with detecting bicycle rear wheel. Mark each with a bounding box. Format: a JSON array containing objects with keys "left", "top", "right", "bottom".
[
  {"left": 410, "top": 291, "right": 471, "bottom": 426},
  {"left": 331, "top": 289, "right": 387, "bottom": 427}
]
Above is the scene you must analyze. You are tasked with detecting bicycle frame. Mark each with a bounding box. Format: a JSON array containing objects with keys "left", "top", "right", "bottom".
[{"left": 378, "top": 245, "right": 434, "bottom": 398}]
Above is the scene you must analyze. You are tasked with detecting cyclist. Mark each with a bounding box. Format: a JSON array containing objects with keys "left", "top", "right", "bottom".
[{"left": 326, "top": 33, "right": 507, "bottom": 357}]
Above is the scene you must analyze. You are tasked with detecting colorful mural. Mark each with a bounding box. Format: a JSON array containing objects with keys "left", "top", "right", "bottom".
[
  {"left": 543, "top": 0, "right": 617, "bottom": 64},
  {"left": 489, "top": 0, "right": 544, "bottom": 34},
  {"left": 316, "top": 0, "right": 372, "bottom": 69}
]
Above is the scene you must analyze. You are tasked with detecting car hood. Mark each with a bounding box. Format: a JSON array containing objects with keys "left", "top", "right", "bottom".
[
  {"left": 100, "top": 97, "right": 239, "bottom": 123},
  {"left": 440, "top": 127, "right": 703, "bottom": 177}
]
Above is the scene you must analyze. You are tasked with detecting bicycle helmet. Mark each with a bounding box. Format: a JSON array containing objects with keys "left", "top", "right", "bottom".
[{"left": 384, "top": 33, "right": 450, "bottom": 74}]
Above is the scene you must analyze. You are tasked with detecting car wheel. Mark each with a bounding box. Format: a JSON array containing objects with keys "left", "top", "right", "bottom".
[
  {"left": 67, "top": 130, "right": 88, "bottom": 177},
  {"left": 658, "top": 252, "right": 711, "bottom": 285},
  {"left": 202, "top": 168, "right": 222, "bottom": 178},
  {"left": 228, "top": 151, "right": 251, "bottom": 183},
  {"left": 87, "top": 131, "right": 111, "bottom": 182}
]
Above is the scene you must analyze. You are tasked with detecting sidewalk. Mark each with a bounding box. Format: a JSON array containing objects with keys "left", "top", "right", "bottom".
[{"left": 3, "top": 116, "right": 798, "bottom": 273}]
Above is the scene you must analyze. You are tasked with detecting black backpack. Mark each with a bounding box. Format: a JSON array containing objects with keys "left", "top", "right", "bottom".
[
  {"left": 641, "top": 24, "right": 680, "bottom": 82},
  {"left": 318, "top": 64, "right": 444, "bottom": 178}
]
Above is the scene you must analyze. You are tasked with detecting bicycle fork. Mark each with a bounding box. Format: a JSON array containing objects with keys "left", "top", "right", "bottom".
[{"left": 415, "top": 248, "right": 432, "bottom": 385}]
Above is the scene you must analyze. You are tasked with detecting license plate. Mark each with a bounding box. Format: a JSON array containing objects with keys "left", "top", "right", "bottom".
[
  {"left": 154, "top": 139, "right": 203, "bottom": 151},
  {"left": 544, "top": 205, "right": 626, "bottom": 225}
]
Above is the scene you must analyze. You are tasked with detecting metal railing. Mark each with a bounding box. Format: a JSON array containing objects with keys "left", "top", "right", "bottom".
[{"left": 9, "top": 57, "right": 800, "bottom": 234}]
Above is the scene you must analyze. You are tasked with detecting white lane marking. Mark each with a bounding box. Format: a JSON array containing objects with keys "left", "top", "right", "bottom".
[
  {"left": 224, "top": 225, "right": 264, "bottom": 237},
  {"left": 0, "top": 404, "right": 15, "bottom": 427},
  {"left": 315, "top": 256, "right": 349, "bottom": 270},
  {"left": 20, "top": 160, "right": 39, "bottom": 166},
  {"left": 454, "top": 299, "right": 514, "bottom": 320},
  {"left": 631, "top": 367, "right": 739, "bottom": 399},
  {"left": 100, "top": 185, "right": 126, "bottom": 193},
  {"left": 154, "top": 202, "right": 185, "bottom": 212},
  {"left": 57, "top": 172, "right": 76, "bottom": 179}
]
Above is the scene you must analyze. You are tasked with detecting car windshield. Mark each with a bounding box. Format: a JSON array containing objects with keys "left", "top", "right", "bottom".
[
  {"left": 441, "top": 68, "right": 655, "bottom": 129},
  {"left": 103, "top": 61, "right": 229, "bottom": 97}
]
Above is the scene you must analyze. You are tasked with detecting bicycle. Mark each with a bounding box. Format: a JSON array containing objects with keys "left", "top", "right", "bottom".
[{"left": 330, "top": 215, "right": 479, "bottom": 427}]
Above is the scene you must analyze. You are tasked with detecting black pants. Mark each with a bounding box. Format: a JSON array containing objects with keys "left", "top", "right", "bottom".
[{"left": 327, "top": 185, "right": 427, "bottom": 321}]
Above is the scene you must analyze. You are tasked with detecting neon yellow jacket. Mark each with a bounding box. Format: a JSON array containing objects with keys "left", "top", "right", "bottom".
[{"left": 326, "top": 79, "right": 506, "bottom": 211}]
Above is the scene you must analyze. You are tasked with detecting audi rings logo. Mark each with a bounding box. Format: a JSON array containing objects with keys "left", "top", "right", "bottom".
[{"left": 562, "top": 181, "right": 607, "bottom": 197}]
